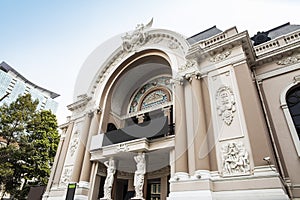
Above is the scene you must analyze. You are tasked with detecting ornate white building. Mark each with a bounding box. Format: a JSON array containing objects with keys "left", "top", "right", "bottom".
[{"left": 44, "top": 20, "right": 300, "bottom": 200}]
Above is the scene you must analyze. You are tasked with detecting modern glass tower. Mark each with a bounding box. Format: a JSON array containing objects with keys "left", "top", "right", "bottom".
[{"left": 0, "top": 61, "right": 59, "bottom": 113}]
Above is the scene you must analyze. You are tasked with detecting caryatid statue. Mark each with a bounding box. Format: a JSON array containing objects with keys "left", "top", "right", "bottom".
[
  {"left": 101, "top": 157, "right": 116, "bottom": 200},
  {"left": 132, "top": 152, "right": 146, "bottom": 199}
]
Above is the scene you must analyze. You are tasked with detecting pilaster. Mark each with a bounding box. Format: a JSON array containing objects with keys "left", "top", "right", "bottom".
[
  {"left": 70, "top": 112, "right": 93, "bottom": 182},
  {"left": 190, "top": 74, "right": 210, "bottom": 171},
  {"left": 173, "top": 78, "right": 188, "bottom": 175}
]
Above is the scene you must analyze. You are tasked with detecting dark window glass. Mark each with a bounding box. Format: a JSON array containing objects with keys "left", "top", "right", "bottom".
[{"left": 286, "top": 86, "right": 300, "bottom": 140}]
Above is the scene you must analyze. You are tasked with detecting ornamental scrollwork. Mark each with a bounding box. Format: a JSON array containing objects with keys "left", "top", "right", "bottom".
[
  {"left": 216, "top": 85, "right": 236, "bottom": 125},
  {"left": 221, "top": 142, "right": 250, "bottom": 176},
  {"left": 277, "top": 55, "right": 300, "bottom": 65},
  {"left": 60, "top": 167, "right": 73, "bottom": 186},
  {"left": 209, "top": 50, "right": 231, "bottom": 62},
  {"left": 178, "top": 60, "right": 196, "bottom": 71},
  {"left": 121, "top": 18, "right": 153, "bottom": 52},
  {"left": 69, "top": 131, "right": 79, "bottom": 157},
  {"left": 116, "top": 143, "right": 129, "bottom": 152}
]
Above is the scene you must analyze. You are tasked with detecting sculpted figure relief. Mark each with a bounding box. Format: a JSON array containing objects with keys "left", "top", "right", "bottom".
[
  {"left": 122, "top": 19, "right": 153, "bottom": 52},
  {"left": 132, "top": 152, "right": 146, "bottom": 199},
  {"left": 101, "top": 158, "right": 116, "bottom": 200},
  {"left": 221, "top": 142, "right": 250, "bottom": 176}
]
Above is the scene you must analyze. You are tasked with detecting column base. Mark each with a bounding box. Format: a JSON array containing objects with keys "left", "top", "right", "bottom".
[
  {"left": 168, "top": 190, "right": 213, "bottom": 200},
  {"left": 131, "top": 197, "right": 145, "bottom": 200}
]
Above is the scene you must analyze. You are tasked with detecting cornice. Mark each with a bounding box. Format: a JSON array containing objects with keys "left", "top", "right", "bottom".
[
  {"left": 254, "top": 30, "right": 300, "bottom": 66},
  {"left": 67, "top": 94, "right": 92, "bottom": 111},
  {"left": 186, "top": 30, "right": 255, "bottom": 67}
]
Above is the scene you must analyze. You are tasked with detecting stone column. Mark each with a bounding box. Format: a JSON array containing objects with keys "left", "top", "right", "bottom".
[
  {"left": 91, "top": 174, "right": 101, "bottom": 200},
  {"left": 70, "top": 113, "right": 93, "bottom": 182},
  {"left": 52, "top": 121, "right": 74, "bottom": 185},
  {"left": 174, "top": 80, "right": 189, "bottom": 175},
  {"left": 44, "top": 129, "right": 66, "bottom": 196},
  {"left": 190, "top": 75, "right": 210, "bottom": 173},
  {"left": 79, "top": 111, "right": 101, "bottom": 183},
  {"left": 160, "top": 176, "right": 168, "bottom": 200},
  {"left": 88, "top": 162, "right": 98, "bottom": 200}
]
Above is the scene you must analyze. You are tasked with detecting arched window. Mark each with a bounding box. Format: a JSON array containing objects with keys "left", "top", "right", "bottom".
[
  {"left": 286, "top": 86, "right": 300, "bottom": 140},
  {"left": 129, "top": 76, "right": 172, "bottom": 113},
  {"left": 281, "top": 81, "right": 300, "bottom": 157}
]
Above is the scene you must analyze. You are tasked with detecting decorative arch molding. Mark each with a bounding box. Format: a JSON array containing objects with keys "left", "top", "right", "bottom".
[
  {"left": 88, "top": 27, "right": 190, "bottom": 101},
  {"left": 280, "top": 76, "right": 300, "bottom": 157},
  {"left": 128, "top": 76, "right": 172, "bottom": 113}
]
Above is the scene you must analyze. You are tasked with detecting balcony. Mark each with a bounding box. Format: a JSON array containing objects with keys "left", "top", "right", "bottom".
[{"left": 102, "top": 116, "right": 174, "bottom": 146}]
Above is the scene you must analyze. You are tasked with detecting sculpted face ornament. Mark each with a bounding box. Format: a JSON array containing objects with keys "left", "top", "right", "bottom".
[{"left": 216, "top": 86, "right": 236, "bottom": 125}]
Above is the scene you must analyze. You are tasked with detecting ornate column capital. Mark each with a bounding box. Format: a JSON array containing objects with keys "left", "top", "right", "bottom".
[
  {"left": 170, "top": 76, "right": 184, "bottom": 86},
  {"left": 184, "top": 70, "right": 201, "bottom": 82}
]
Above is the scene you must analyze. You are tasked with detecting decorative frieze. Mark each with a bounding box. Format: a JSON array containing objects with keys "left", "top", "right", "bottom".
[
  {"left": 116, "top": 143, "right": 129, "bottom": 152},
  {"left": 277, "top": 55, "right": 300, "bottom": 65},
  {"left": 221, "top": 142, "right": 250, "bottom": 176},
  {"left": 178, "top": 60, "right": 196, "bottom": 71},
  {"left": 209, "top": 50, "right": 231, "bottom": 62},
  {"left": 216, "top": 86, "right": 236, "bottom": 125}
]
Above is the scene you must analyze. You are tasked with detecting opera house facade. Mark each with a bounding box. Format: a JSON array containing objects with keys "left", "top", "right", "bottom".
[{"left": 43, "top": 21, "right": 300, "bottom": 200}]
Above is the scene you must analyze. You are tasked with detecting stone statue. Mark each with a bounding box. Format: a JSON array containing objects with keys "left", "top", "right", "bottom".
[
  {"left": 101, "top": 158, "right": 116, "bottom": 200},
  {"left": 132, "top": 152, "right": 146, "bottom": 199}
]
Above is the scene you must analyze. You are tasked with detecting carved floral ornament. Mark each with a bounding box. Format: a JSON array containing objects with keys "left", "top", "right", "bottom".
[
  {"left": 277, "top": 54, "right": 300, "bottom": 65},
  {"left": 216, "top": 85, "right": 236, "bottom": 125},
  {"left": 209, "top": 50, "right": 231, "bottom": 63},
  {"left": 60, "top": 167, "right": 72, "bottom": 185},
  {"left": 221, "top": 141, "right": 250, "bottom": 176},
  {"left": 178, "top": 60, "right": 197, "bottom": 71},
  {"left": 69, "top": 131, "right": 79, "bottom": 157}
]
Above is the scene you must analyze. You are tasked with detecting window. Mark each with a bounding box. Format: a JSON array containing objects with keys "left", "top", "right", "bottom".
[
  {"left": 281, "top": 81, "right": 300, "bottom": 157},
  {"left": 150, "top": 183, "right": 160, "bottom": 200},
  {"left": 286, "top": 86, "right": 300, "bottom": 140}
]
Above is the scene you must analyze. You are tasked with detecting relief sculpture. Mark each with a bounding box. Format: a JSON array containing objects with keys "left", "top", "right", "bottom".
[{"left": 221, "top": 142, "right": 250, "bottom": 176}]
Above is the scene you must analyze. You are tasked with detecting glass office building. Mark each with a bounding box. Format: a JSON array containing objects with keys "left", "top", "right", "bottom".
[{"left": 0, "top": 61, "right": 59, "bottom": 113}]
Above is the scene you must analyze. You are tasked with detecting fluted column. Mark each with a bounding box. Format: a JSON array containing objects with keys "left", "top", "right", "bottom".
[
  {"left": 70, "top": 112, "right": 93, "bottom": 182},
  {"left": 174, "top": 79, "right": 188, "bottom": 174},
  {"left": 79, "top": 110, "right": 101, "bottom": 183},
  {"left": 191, "top": 75, "right": 210, "bottom": 171},
  {"left": 52, "top": 121, "right": 74, "bottom": 185}
]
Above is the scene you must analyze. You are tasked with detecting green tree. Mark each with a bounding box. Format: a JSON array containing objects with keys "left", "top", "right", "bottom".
[{"left": 0, "top": 94, "right": 59, "bottom": 199}]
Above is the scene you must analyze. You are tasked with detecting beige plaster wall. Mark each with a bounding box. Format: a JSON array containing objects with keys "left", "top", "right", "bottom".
[
  {"left": 234, "top": 63, "right": 276, "bottom": 167},
  {"left": 259, "top": 69, "right": 300, "bottom": 196}
]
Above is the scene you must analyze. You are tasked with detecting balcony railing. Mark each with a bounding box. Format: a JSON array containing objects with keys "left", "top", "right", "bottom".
[{"left": 102, "top": 116, "right": 173, "bottom": 146}]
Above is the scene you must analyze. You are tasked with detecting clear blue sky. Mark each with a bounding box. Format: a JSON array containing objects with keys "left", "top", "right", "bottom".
[{"left": 0, "top": 0, "right": 299, "bottom": 123}]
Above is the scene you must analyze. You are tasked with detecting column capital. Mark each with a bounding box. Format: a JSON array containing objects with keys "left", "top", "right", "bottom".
[
  {"left": 170, "top": 76, "right": 184, "bottom": 86},
  {"left": 184, "top": 71, "right": 201, "bottom": 82}
]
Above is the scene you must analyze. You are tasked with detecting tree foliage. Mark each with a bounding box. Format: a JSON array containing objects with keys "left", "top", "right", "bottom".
[{"left": 0, "top": 94, "right": 59, "bottom": 199}]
